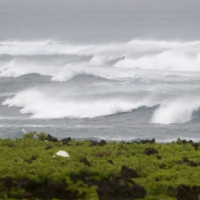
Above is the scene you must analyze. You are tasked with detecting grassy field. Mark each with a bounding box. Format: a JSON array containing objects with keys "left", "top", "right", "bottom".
[{"left": 0, "top": 132, "right": 200, "bottom": 200}]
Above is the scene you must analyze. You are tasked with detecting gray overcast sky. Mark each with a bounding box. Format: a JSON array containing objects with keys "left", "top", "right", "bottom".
[{"left": 1, "top": 0, "right": 200, "bottom": 42}]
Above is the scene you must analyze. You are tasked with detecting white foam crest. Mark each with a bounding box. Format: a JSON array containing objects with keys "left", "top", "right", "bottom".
[
  {"left": 2, "top": 39, "right": 200, "bottom": 79},
  {"left": 52, "top": 62, "right": 200, "bottom": 83},
  {"left": 114, "top": 51, "right": 200, "bottom": 72},
  {"left": 2, "top": 88, "right": 155, "bottom": 119},
  {"left": 0, "top": 40, "right": 88, "bottom": 56},
  {"left": 1, "top": 39, "right": 200, "bottom": 57},
  {"left": 0, "top": 59, "right": 59, "bottom": 77},
  {"left": 1, "top": 57, "right": 200, "bottom": 82},
  {"left": 51, "top": 64, "right": 80, "bottom": 81},
  {"left": 90, "top": 55, "right": 112, "bottom": 65},
  {"left": 151, "top": 97, "right": 200, "bottom": 124},
  {"left": 127, "top": 40, "right": 200, "bottom": 50},
  {"left": 51, "top": 62, "right": 139, "bottom": 82}
]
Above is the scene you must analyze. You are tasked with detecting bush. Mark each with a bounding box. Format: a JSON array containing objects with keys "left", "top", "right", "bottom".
[{"left": 36, "top": 132, "right": 48, "bottom": 141}]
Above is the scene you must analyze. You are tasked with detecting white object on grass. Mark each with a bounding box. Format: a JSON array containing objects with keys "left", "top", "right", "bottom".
[{"left": 54, "top": 150, "right": 70, "bottom": 158}]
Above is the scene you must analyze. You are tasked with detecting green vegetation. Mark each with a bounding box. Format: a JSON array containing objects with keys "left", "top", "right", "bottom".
[{"left": 0, "top": 132, "right": 200, "bottom": 199}]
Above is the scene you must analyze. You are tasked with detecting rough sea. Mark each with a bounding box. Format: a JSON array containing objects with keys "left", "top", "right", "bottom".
[{"left": 1, "top": 0, "right": 200, "bottom": 142}]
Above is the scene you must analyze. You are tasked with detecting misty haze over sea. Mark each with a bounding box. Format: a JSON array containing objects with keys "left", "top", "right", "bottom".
[{"left": 1, "top": 0, "right": 200, "bottom": 142}]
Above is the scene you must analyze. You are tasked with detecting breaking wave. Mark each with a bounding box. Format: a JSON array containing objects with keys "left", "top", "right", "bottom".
[
  {"left": 3, "top": 82, "right": 200, "bottom": 124},
  {"left": 1, "top": 39, "right": 200, "bottom": 56},
  {"left": 1, "top": 39, "right": 200, "bottom": 124},
  {"left": 2, "top": 88, "right": 156, "bottom": 118},
  {"left": 151, "top": 97, "right": 200, "bottom": 124},
  {"left": 1, "top": 39, "right": 200, "bottom": 82}
]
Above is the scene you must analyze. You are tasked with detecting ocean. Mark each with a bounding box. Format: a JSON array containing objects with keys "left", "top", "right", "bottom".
[{"left": 1, "top": 0, "right": 200, "bottom": 142}]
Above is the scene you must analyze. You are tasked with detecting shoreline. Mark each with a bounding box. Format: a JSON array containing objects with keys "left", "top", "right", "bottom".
[{"left": 0, "top": 132, "right": 200, "bottom": 199}]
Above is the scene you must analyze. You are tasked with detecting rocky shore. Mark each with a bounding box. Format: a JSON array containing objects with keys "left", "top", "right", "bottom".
[{"left": 0, "top": 132, "right": 200, "bottom": 200}]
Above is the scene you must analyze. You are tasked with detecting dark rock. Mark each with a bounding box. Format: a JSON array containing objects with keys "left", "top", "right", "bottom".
[
  {"left": 182, "top": 140, "right": 187, "bottom": 144},
  {"left": 177, "top": 138, "right": 193, "bottom": 144},
  {"left": 175, "top": 157, "right": 200, "bottom": 167},
  {"left": 107, "top": 160, "right": 114, "bottom": 164},
  {"left": 61, "top": 137, "right": 72, "bottom": 145},
  {"left": 175, "top": 160, "right": 183, "bottom": 165},
  {"left": 80, "top": 157, "right": 91, "bottom": 167},
  {"left": 70, "top": 171, "right": 94, "bottom": 184},
  {"left": 155, "top": 177, "right": 160, "bottom": 182},
  {"left": 97, "top": 177, "right": 146, "bottom": 200},
  {"left": 159, "top": 164, "right": 165, "bottom": 169},
  {"left": 182, "top": 157, "right": 189, "bottom": 163},
  {"left": 157, "top": 155, "right": 162, "bottom": 159},
  {"left": 140, "top": 138, "right": 155, "bottom": 144},
  {"left": 167, "top": 186, "right": 176, "bottom": 197},
  {"left": 0, "top": 177, "right": 13, "bottom": 190},
  {"left": 121, "top": 166, "right": 140, "bottom": 179},
  {"left": 0, "top": 178, "right": 83, "bottom": 200},
  {"left": 99, "top": 140, "right": 107, "bottom": 146},
  {"left": 144, "top": 148, "right": 158, "bottom": 156},
  {"left": 188, "top": 161, "right": 199, "bottom": 167},
  {"left": 127, "top": 138, "right": 155, "bottom": 145},
  {"left": 192, "top": 143, "right": 199, "bottom": 151},
  {"left": 25, "top": 156, "right": 37, "bottom": 164},
  {"left": 95, "top": 151, "right": 112, "bottom": 158},
  {"left": 45, "top": 145, "right": 52, "bottom": 150},
  {"left": 47, "top": 134, "right": 58, "bottom": 142},
  {"left": 176, "top": 185, "right": 200, "bottom": 200},
  {"left": 90, "top": 140, "right": 107, "bottom": 147},
  {"left": 90, "top": 140, "right": 97, "bottom": 146},
  {"left": 70, "top": 170, "right": 145, "bottom": 200}
]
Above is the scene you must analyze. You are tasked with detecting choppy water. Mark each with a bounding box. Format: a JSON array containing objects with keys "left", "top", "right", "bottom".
[{"left": 1, "top": 0, "right": 200, "bottom": 141}]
